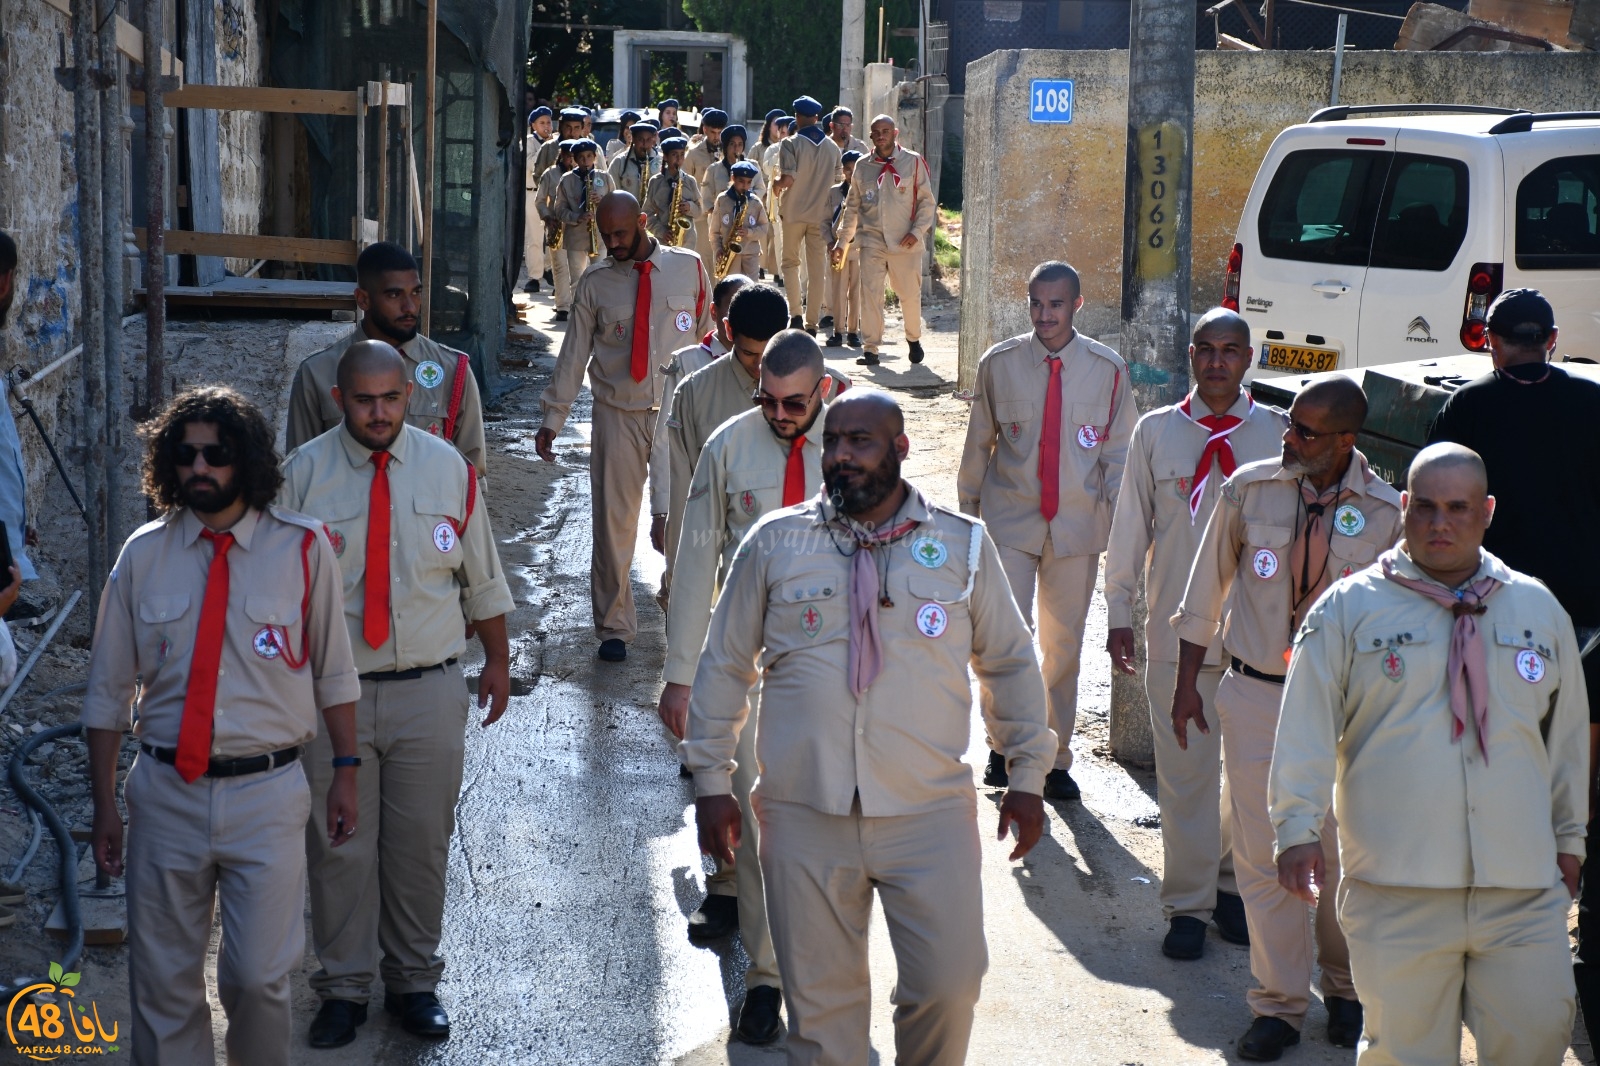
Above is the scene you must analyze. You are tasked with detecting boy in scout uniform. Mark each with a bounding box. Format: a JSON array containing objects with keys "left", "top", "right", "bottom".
[
  {"left": 534, "top": 107, "right": 587, "bottom": 183},
  {"left": 657, "top": 332, "right": 830, "bottom": 1045},
  {"left": 281, "top": 341, "right": 515, "bottom": 1048},
  {"left": 823, "top": 150, "right": 863, "bottom": 350},
  {"left": 643, "top": 136, "right": 703, "bottom": 249},
  {"left": 555, "top": 138, "right": 618, "bottom": 309},
  {"left": 708, "top": 160, "right": 768, "bottom": 282},
  {"left": 685, "top": 391, "right": 1055, "bottom": 1065},
  {"left": 706, "top": 124, "right": 766, "bottom": 208},
  {"left": 607, "top": 110, "right": 640, "bottom": 164},
  {"left": 85, "top": 386, "right": 361, "bottom": 1066},
  {"left": 684, "top": 109, "right": 725, "bottom": 264},
  {"left": 1272, "top": 443, "right": 1587, "bottom": 1065},
  {"left": 1104, "top": 308, "right": 1281, "bottom": 959},
  {"left": 287, "top": 242, "right": 486, "bottom": 472},
  {"left": 1172, "top": 376, "right": 1401, "bottom": 1060},
  {"left": 523, "top": 106, "right": 553, "bottom": 293},
  {"left": 536, "top": 140, "right": 577, "bottom": 318},
  {"left": 535, "top": 192, "right": 714, "bottom": 662},
  {"left": 958, "top": 261, "right": 1137, "bottom": 802},
  {"left": 832, "top": 115, "right": 936, "bottom": 367},
  {"left": 609, "top": 119, "right": 660, "bottom": 201},
  {"left": 775, "top": 97, "right": 841, "bottom": 333}
]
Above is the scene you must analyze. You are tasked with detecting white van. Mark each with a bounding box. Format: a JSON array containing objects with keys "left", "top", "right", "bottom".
[{"left": 1225, "top": 106, "right": 1600, "bottom": 378}]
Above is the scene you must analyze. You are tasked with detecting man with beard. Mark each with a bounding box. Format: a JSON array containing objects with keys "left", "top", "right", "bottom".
[
  {"left": 83, "top": 386, "right": 361, "bottom": 1065},
  {"left": 280, "top": 341, "right": 514, "bottom": 1047},
  {"left": 535, "top": 192, "right": 713, "bottom": 663},
  {"left": 684, "top": 390, "right": 1054, "bottom": 1064},
  {"left": 1172, "top": 377, "right": 1400, "bottom": 1060},
  {"left": 286, "top": 242, "right": 485, "bottom": 472},
  {"left": 0, "top": 232, "right": 41, "bottom": 595},
  {"left": 657, "top": 331, "right": 828, "bottom": 1044}
]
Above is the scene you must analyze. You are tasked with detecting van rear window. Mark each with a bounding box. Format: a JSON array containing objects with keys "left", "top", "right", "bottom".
[
  {"left": 1258, "top": 149, "right": 1386, "bottom": 266},
  {"left": 1369, "top": 155, "right": 1469, "bottom": 272},
  {"left": 1516, "top": 155, "right": 1600, "bottom": 270}
]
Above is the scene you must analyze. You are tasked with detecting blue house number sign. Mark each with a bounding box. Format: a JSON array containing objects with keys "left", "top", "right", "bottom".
[{"left": 1030, "top": 80, "right": 1074, "bottom": 124}]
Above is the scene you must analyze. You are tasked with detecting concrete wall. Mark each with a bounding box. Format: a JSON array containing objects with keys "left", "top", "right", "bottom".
[{"left": 959, "top": 48, "right": 1600, "bottom": 387}]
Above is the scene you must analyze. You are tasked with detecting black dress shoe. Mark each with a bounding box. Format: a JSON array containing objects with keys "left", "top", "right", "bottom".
[
  {"left": 1043, "top": 768, "right": 1081, "bottom": 801},
  {"left": 1237, "top": 1016, "right": 1300, "bottom": 1061},
  {"left": 789, "top": 315, "right": 804, "bottom": 330},
  {"left": 735, "top": 985, "right": 783, "bottom": 1044},
  {"left": 309, "top": 999, "right": 367, "bottom": 1048},
  {"left": 543, "top": 269, "right": 554, "bottom": 284},
  {"left": 553, "top": 309, "right": 568, "bottom": 322},
  {"left": 383, "top": 991, "right": 449, "bottom": 1040},
  {"left": 982, "top": 750, "right": 1009, "bottom": 788},
  {"left": 847, "top": 332, "right": 861, "bottom": 348},
  {"left": 907, "top": 340, "right": 925, "bottom": 364},
  {"left": 856, "top": 351, "right": 880, "bottom": 366},
  {"left": 1161, "top": 915, "right": 1207, "bottom": 960},
  {"left": 774, "top": 275, "right": 785, "bottom": 287},
  {"left": 826, "top": 332, "right": 844, "bottom": 347},
  {"left": 687, "top": 893, "right": 738, "bottom": 941},
  {"left": 819, "top": 315, "right": 834, "bottom": 331},
  {"left": 1324, "top": 996, "right": 1362, "bottom": 1047},
  {"left": 523, "top": 278, "right": 541, "bottom": 293},
  {"left": 1214, "top": 890, "right": 1250, "bottom": 945},
  {"left": 598, "top": 638, "right": 627, "bottom": 662}
]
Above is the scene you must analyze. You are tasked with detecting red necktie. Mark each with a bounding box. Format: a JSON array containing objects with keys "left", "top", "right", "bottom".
[
  {"left": 1038, "top": 355, "right": 1063, "bottom": 521},
  {"left": 1179, "top": 395, "right": 1249, "bottom": 524},
  {"left": 175, "top": 530, "right": 234, "bottom": 782},
  {"left": 631, "top": 260, "right": 654, "bottom": 382},
  {"left": 364, "top": 451, "right": 392, "bottom": 649},
  {"left": 783, "top": 435, "right": 807, "bottom": 506}
]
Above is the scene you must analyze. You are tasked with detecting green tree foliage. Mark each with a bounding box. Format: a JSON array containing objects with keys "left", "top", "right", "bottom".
[{"left": 526, "top": 0, "right": 633, "bottom": 107}]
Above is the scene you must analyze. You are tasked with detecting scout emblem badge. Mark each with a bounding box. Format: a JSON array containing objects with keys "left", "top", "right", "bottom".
[
  {"left": 416, "top": 360, "right": 445, "bottom": 390},
  {"left": 1252, "top": 548, "right": 1278, "bottom": 579},
  {"left": 800, "top": 605, "right": 823, "bottom": 638},
  {"left": 740, "top": 490, "right": 757, "bottom": 516},
  {"left": 675, "top": 310, "right": 694, "bottom": 332},
  {"left": 1333, "top": 504, "right": 1365, "bottom": 537},
  {"left": 916, "top": 603, "right": 948, "bottom": 638},
  {"left": 1516, "top": 648, "right": 1545, "bottom": 683},
  {"left": 1381, "top": 646, "right": 1404, "bottom": 681},
  {"left": 911, "top": 536, "right": 948, "bottom": 569},
  {"left": 433, "top": 522, "right": 458, "bottom": 553},
  {"left": 253, "top": 628, "right": 282, "bottom": 660}
]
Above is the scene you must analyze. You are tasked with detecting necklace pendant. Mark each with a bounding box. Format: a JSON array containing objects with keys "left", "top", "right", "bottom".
[{"left": 880, "top": 596, "right": 895, "bottom": 609}]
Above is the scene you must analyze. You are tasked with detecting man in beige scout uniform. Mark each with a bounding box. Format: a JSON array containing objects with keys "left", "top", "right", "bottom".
[
  {"left": 686, "top": 390, "right": 1054, "bottom": 1065},
  {"left": 536, "top": 191, "right": 714, "bottom": 662},
  {"left": 536, "top": 140, "right": 577, "bottom": 319},
  {"left": 523, "top": 106, "right": 553, "bottom": 294},
  {"left": 657, "top": 333, "right": 829, "bottom": 1046},
  {"left": 281, "top": 342, "right": 514, "bottom": 1047},
  {"left": 85, "top": 386, "right": 361, "bottom": 1066},
  {"left": 609, "top": 119, "right": 660, "bottom": 201},
  {"left": 554, "top": 138, "right": 619, "bottom": 318},
  {"left": 287, "top": 242, "right": 485, "bottom": 472},
  {"left": 825, "top": 106, "right": 869, "bottom": 182},
  {"left": 1172, "top": 376, "right": 1400, "bottom": 1060},
  {"left": 832, "top": 115, "right": 936, "bottom": 367},
  {"left": 959, "top": 260, "right": 1137, "bottom": 801},
  {"left": 1271, "top": 443, "right": 1587, "bottom": 1066},
  {"left": 1105, "top": 308, "right": 1280, "bottom": 959},
  {"left": 683, "top": 109, "right": 726, "bottom": 265},
  {"left": 775, "top": 97, "right": 841, "bottom": 333},
  {"left": 823, "top": 150, "right": 864, "bottom": 350}
]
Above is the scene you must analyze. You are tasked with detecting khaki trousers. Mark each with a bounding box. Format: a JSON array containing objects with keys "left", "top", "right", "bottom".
[
  {"left": 1145, "top": 660, "right": 1237, "bottom": 919},
  {"left": 756, "top": 797, "right": 987, "bottom": 1066},
  {"left": 858, "top": 236, "right": 924, "bottom": 354},
  {"left": 590, "top": 403, "right": 654, "bottom": 642},
  {"left": 124, "top": 755, "right": 309, "bottom": 1066},
  {"left": 1216, "top": 668, "right": 1352, "bottom": 1023},
  {"left": 781, "top": 219, "right": 828, "bottom": 327},
  {"left": 564, "top": 247, "right": 597, "bottom": 302},
  {"left": 523, "top": 190, "right": 545, "bottom": 284},
  {"left": 551, "top": 234, "right": 574, "bottom": 311},
  {"left": 1338, "top": 878, "right": 1574, "bottom": 1066},
  {"left": 985, "top": 540, "right": 1096, "bottom": 771},
  {"left": 718, "top": 246, "right": 762, "bottom": 285},
  {"left": 306, "top": 663, "right": 469, "bottom": 1001},
  {"left": 826, "top": 248, "right": 861, "bottom": 335},
  {"left": 763, "top": 209, "right": 783, "bottom": 276}
]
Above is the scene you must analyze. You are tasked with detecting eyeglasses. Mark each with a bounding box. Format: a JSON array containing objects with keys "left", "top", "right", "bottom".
[
  {"left": 1287, "top": 419, "right": 1350, "bottom": 443},
  {"left": 753, "top": 378, "right": 823, "bottom": 417},
  {"left": 172, "top": 443, "right": 236, "bottom": 468}
]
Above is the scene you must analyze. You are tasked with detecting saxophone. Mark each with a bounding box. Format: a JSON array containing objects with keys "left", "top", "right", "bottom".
[
  {"left": 586, "top": 171, "right": 601, "bottom": 258},
  {"left": 716, "top": 193, "right": 748, "bottom": 277},
  {"left": 666, "top": 173, "right": 690, "bottom": 246},
  {"left": 544, "top": 193, "right": 563, "bottom": 250}
]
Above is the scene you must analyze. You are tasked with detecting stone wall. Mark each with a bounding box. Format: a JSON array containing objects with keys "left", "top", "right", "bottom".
[
  {"left": 215, "top": 0, "right": 265, "bottom": 276},
  {"left": 959, "top": 48, "right": 1600, "bottom": 387}
]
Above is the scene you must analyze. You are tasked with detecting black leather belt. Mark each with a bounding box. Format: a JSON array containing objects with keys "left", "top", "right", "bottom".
[
  {"left": 1231, "top": 656, "right": 1286, "bottom": 685},
  {"left": 359, "top": 658, "right": 457, "bottom": 683},
  {"left": 140, "top": 742, "right": 301, "bottom": 778}
]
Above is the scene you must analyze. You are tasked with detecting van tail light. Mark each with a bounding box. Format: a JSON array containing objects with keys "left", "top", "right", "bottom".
[
  {"left": 1222, "top": 243, "right": 1243, "bottom": 311},
  {"left": 1459, "top": 262, "right": 1503, "bottom": 350}
]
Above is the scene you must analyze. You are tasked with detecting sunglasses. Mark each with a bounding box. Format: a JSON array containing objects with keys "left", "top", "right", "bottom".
[
  {"left": 753, "top": 378, "right": 823, "bottom": 418},
  {"left": 172, "top": 443, "right": 236, "bottom": 467}
]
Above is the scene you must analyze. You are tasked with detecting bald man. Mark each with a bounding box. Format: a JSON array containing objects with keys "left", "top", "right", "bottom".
[
  {"left": 535, "top": 192, "right": 713, "bottom": 662},
  {"left": 1272, "top": 443, "right": 1587, "bottom": 1065},
  {"left": 1173, "top": 376, "right": 1402, "bottom": 1058},
  {"left": 684, "top": 390, "right": 1055, "bottom": 1064}
]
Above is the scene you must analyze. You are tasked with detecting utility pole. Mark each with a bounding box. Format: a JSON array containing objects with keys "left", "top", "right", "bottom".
[
  {"left": 840, "top": 0, "right": 865, "bottom": 117},
  {"left": 1112, "top": 0, "right": 1197, "bottom": 764},
  {"left": 69, "top": 0, "right": 108, "bottom": 595}
]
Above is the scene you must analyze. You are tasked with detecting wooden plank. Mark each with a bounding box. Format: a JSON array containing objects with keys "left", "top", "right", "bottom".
[
  {"left": 1217, "top": 31, "right": 1262, "bottom": 49},
  {"left": 1467, "top": 0, "right": 1579, "bottom": 46},
  {"left": 38, "top": 0, "right": 183, "bottom": 78},
  {"left": 134, "top": 229, "right": 360, "bottom": 266},
  {"left": 129, "top": 84, "right": 360, "bottom": 115}
]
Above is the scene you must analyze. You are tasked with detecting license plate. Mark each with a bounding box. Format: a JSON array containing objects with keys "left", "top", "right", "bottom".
[{"left": 1261, "top": 343, "right": 1339, "bottom": 373}]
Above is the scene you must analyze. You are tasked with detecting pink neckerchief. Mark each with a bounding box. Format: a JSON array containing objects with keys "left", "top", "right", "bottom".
[
  {"left": 1177, "top": 393, "right": 1254, "bottom": 524},
  {"left": 841, "top": 513, "right": 921, "bottom": 699}
]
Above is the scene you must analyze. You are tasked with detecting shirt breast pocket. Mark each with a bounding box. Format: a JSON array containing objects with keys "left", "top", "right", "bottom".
[
  {"left": 769, "top": 575, "right": 843, "bottom": 655},
  {"left": 993, "top": 399, "right": 1034, "bottom": 450},
  {"left": 726, "top": 469, "right": 780, "bottom": 522},
  {"left": 413, "top": 495, "right": 465, "bottom": 571},
  {"left": 138, "top": 593, "right": 192, "bottom": 674},
  {"left": 1353, "top": 623, "right": 1430, "bottom": 685},
  {"left": 666, "top": 297, "right": 697, "bottom": 338},
  {"left": 1328, "top": 535, "right": 1379, "bottom": 580},
  {"left": 1152, "top": 451, "right": 1196, "bottom": 510},
  {"left": 1492, "top": 622, "right": 1559, "bottom": 716},
  {"left": 905, "top": 573, "right": 971, "bottom": 643},
  {"left": 244, "top": 595, "right": 302, "bottom": 666},
  {"left": 1071, "top": 401, "right": 1109, "bottom": 452},
  {"left": 1244, "top": 524, "right": 1292, "bottom": 584},
  {"left": 598, "top": 304, "right": 634, "bottom": 348}
]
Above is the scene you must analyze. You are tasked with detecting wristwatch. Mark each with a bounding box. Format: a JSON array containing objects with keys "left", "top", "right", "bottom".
[{"left": 332, "top": 756, "right": 362, "bottom": 768}]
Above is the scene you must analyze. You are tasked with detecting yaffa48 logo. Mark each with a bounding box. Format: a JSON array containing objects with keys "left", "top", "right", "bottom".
[{"left": 6, "top": 961, "right": 120, "bottom": 1060}]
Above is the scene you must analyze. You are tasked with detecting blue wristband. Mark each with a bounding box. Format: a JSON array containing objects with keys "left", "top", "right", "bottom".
[{"left": 332, "top": 756, "right": 362, "bottom": 768}]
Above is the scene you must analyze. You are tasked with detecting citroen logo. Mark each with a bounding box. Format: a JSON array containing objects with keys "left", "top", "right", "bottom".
[{"left": 1405, "top": 316, "right": 1439, "bottom": 344}]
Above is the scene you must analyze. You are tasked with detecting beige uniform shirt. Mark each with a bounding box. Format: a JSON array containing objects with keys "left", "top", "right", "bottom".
[
  {"left": 1104, "top": 391, "right": 1288, "bottom": 664},
  {"left": 82, "top": 507, "right": 361, "bottom": 757},
  {"left": 1271, "top": 547, "right": 1588, "bottom": 887},
  {"left": 682, "top": 486, "right": 1057, "bottom": 815},
  {"left": 535, "top": 165, "right": 566, "bottom": 222},
  {"left": 609, "top": 149, "right": 660, "bottom": 200},
  {"left": 705, "top": 160, "right": 766, "bottom": 202},
  {"left": 709, "top": 190, "right": 769, "bottom": 260},
  {"left": 1172, "top": 452, "right": 1403, "bottom": 678},
  {"left": 642, "top": 172, "right": 703, "bottom": 245},
  {"left": 777, "top": 131, "right": 842, "bottom": 225},
  {"left": 664, "top": 406, "right": 824, "bottom": 685},
  {"left": 286, "top": 327, "right": 487, "bottom": 473},
  {"left": 684, "top": 140, "right": 719, "bottom": 211},
  {"left": 555, "top": 167, "right": 618, "bottom": 246},
  {"left": 533, "top": 137, "right": 561, "bottom": 182},
  {"left": 279, "top": 423, "right": 515, "bottom": 675},
  {"left": 836, "top": 145, "right": 937, "bottom": 252},
  {"left": 539, "top": 242, "right": 713, "bottom": 433},
  {"left": 651, "top": 334, "right": 725, "bottom": 516},
  {"left": 957, "top": 331, "right": 1138, "bottom": 558}
]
